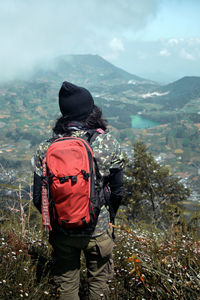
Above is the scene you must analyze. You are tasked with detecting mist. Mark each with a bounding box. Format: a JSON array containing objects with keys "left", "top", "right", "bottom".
[{"left": 0, "top": 0, "right": 160, "bottom": 82}]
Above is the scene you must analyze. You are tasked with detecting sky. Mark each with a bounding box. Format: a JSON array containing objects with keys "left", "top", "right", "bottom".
[{"left": 0, "top": 0, "right": 200, "bottom": 83}]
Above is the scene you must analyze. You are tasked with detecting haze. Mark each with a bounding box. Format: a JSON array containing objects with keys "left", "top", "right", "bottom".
[{"left": 1, "top": 0, "right": 200, "bottom": 83}]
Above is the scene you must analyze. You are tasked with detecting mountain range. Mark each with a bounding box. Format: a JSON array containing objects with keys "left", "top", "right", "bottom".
[{"left": 0, "top": 54, "right": 199, "bottom": 194}]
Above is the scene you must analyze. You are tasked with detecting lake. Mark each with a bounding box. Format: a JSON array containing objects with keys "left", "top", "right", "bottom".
[{"left": 132, "top": 115, "right": 160, "bottom": 129}]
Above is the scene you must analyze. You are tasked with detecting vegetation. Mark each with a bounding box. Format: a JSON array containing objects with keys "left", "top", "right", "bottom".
[
  {"left": 0, "top": 55, "right": 199, "bottom": 298},
  {"left": 0, "top": 203, "right": 199, "bottom": 299},
  {"left": 0, "top": 142, "right": 199, "bottom": 299},
  {"left": 0, "top": 55, "right": 200, "bottom": 192},
  {"left": 124, "top": 141, "right": 190, "bottom": 226}
]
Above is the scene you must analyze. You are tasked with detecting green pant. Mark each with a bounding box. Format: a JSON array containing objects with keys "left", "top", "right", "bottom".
[{"left": 53, "top": 228, "right": 114, "bottom": 300}]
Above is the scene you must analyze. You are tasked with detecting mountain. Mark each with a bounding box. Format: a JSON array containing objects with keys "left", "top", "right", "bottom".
[
  {"left": 0, "top": 54, "right": 200, "bottom": 196},
  {"left": 148, "top": 76, "right": 200, "bottom": 109},
  {"left": 33, "top": 54, "right": 152, "bottom": 87}
]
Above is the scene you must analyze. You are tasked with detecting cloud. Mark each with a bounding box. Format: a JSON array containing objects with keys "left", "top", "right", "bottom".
[
  {"left": 159, "top": 49, "right": 171, "bottom": 57},
  {"left": 0, "top": 0, "right": 160, "bottom": 81},
  {"left": 158, "top": 38, "right": 200, "bottom": 61},
  {"left": 167, "top": 38, "right": 179, "bottom": 46},
  {"left": 115, "top": 38, "right": 200, "bottom": 82},
  {"left": 104, "top": 38, "right": 125, "bottom": 61},
  {"left": 109, "top": 38, "right": 125, "bottom": 52},
  {"left": 180, "top": 49, "right": 195, "bottom": 61},
  {"left": 107, "top": 37, "right": 124, "bottom": 60}
]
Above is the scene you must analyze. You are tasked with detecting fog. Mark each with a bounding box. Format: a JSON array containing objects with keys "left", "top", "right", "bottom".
[{"left": 0, "top": 0, "right": 159, "bottom": 81}]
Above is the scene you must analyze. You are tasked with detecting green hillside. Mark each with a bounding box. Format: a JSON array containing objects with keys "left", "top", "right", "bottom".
[
  {"left": 33, "top": 54, "right": 149, "bottom": 86},
  {"left": 149, "top": 76, "right": 200, "bottom": 109},
  {"left": 0, "top": 54, "right": 199, "bottom": 195}
]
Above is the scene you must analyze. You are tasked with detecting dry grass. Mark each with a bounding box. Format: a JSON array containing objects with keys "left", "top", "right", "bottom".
[{"left": 0, "top": 204, "right": 199, "bottom": 299}]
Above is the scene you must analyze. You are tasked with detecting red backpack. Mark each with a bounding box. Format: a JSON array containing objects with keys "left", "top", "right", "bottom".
[{"left": 44, "top": 135, "right": 103, "bottom": 229}]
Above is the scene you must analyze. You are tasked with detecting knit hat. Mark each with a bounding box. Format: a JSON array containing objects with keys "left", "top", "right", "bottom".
[{"left": 59, "top": 81, "right": 94, "bottom": 120}]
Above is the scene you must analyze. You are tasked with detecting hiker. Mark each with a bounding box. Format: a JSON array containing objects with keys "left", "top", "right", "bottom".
[{"left": 32, "top": 81, "right": 124, "bottom": 300}]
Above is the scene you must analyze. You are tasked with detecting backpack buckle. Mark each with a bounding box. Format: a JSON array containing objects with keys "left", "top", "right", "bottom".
[
  {"left": 81, "top": 170, "right": 90, "bottom": 181},
  {"left": 71, "top": 176, "right": 77, "bottom": 184},
  {"left": 59, "top": 176, "right": 69, "bottom": 184}
]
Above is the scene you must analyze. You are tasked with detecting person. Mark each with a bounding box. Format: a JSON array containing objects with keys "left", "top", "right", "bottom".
[{"left": 32, "top": 81, "right": 124, "bottom": 300}]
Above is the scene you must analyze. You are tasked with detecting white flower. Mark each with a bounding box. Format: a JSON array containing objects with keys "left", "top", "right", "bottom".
[{"left": 44, "top": 291, "right": 49, "bottom": 295}]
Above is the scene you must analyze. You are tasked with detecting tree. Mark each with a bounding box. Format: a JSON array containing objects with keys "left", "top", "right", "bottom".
[{"left": 123, "top": 141, "right": 190, "bottom": 224}]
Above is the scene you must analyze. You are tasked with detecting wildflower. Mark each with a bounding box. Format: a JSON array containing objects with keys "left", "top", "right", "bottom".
[
  {"left": 11, "top": 251, "right": 16, "bottom": 255},
  {"left": 25, "top": 293, "right": 28, "bottom": 297},
  {"left": 19, "top": 249, "right": 23, "bottom": 253},
  {"left": 44, "top": 291, "right": 49, "bottom": 295},
  {"left": 19, "top": 283, "right": 22, "bottom": 286},
  {"left": 3, "top": 280, "right": 6, "bottom": 283},
  {"left": 1, "top": 237, "right": 4, "bottom": 241},
  {"left": 20, "top": 294, "right": 23, "bottom": 298},
  {"left": 24, "top": 268, "right": 28, "bottom": 271}
]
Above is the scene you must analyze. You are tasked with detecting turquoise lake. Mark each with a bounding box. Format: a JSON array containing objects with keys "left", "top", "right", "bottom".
[{"left": 131, "top": 115, "right": 160, "bottom": 129}]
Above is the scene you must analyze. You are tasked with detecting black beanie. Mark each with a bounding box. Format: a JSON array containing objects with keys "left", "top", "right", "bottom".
[{"left": 59, "top": 81, "right": 94, "bottom": 120}]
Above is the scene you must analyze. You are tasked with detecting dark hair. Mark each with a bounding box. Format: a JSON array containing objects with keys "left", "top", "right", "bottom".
[{"left": 52, "top": 105, "right": 107, "bottom": 136}]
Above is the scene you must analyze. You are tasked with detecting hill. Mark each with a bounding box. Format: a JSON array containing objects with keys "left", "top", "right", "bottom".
[
  {"left": 33, "top": 54, "right": 151, "bottom": 87},
  {"left": 148, "top": 76, "right": 200, "bottom": 109},
  {"left": 0, "top": 54, "right": 199, "bottom": 198}
]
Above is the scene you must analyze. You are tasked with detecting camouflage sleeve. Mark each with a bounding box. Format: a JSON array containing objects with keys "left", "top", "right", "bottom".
[
  {"left": 109, "top": 135, "right": 124, "bottom": 170},
  {"left": 92, "top": 132, "right": 124, "bottom": 177},
  {"left": 31, "top": 140, "right": 51, "bottom": 176}
]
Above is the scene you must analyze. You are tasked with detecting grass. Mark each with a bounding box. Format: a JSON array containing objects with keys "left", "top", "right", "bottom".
[
  {"left": 0, "top": 203, "right": 199, "bottom": 300},
  {"left": 0, "top": 218, "right": 56, "bottom": 299},
  {"left": 109, "top": 223, "right": 200, "bottom": 299}
]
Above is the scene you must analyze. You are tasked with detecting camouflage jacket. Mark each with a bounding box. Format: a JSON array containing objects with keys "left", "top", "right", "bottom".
[{"left": 32, "top": 129, "right": 124, "bottom": 237}]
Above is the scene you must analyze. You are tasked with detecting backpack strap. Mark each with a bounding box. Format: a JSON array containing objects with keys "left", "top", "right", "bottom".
[
  {"left": 41, "top": 157, "right": 52, "bottom": 231},
  {"left": 83, "top": 129, "right": 104, "bottom": 181},
  {"left": 84, "top": 129, "right": 115, "bottom": 226},
  {"left": 85, "top": 129, "right": 99, "bottom": 144}
]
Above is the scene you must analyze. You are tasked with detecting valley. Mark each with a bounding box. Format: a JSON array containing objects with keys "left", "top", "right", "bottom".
[{"left": 0, "top": 54, "right": 200, "bottom": 203}]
